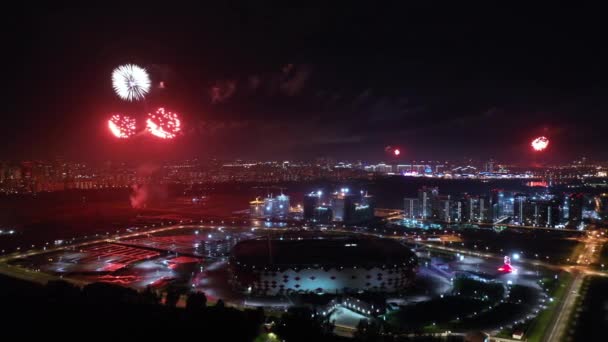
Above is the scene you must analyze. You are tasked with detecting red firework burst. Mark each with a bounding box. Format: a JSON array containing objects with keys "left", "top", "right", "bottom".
[
  {"left": 108, "top": 114, "right": 137, "bottom": 139},
  {"left": 146, "top": 107, "right": 181, "bottom": 139},
  {"left": 531, "top": 136, "right": 549, "bottom": 151}
]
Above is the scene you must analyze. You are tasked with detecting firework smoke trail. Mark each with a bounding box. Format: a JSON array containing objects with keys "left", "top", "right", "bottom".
[{"left": 112, "top": 64, "right": 151, "bottom": 101}]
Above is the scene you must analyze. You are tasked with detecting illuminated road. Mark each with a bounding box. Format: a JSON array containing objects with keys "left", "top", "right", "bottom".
[
  {"left": 542, "top": 273, "right": 584, "bottom": 342},
  {"left": 0, "top": 224, "right": 244, "bottom": 284}
]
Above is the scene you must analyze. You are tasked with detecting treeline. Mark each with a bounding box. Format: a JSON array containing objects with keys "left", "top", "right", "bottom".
[{"left": 1, "top": 275, "right": 467, "bottom": 341}]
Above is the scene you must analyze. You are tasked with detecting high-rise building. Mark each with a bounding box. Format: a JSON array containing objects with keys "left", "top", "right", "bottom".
[
  {"left": 303, "top": 191, "right": 322, "bottom": 221},
  {"left": 275, "top": 194, "right": 290, "bottom": 218},
  {"left": 263, "top": 194, "right": 290, "bottom": 219},
  {"left": 568, "top": 193, "right": 585, "bottom": 228},
  {"left": 250, "top": 197, "right": 265, "bottom": 218},
  {"left": 450, "top": 199, "right": 463, "bottom": 222},
  {"left": 418, "top": 186, "right": 439, "bottom": 219},
  {"left": 403, "top": 198, "right": 420, "bottom": 219},
  {"left": 485, "top": 159, "right": 495, "bottom": 173},
  {"left": 438, "top": 195, "right": 451, "bottom": 222},
  {"left": 490, "top": 189, "right": 506, "bottom": 220},
  {"left": 513, "top": 194, "right": 527, "bottom": 225},
  {"left": 355, "top": 192, "right": 376, "bottom": 222},
  {"left": 330, "top": 189, "right": 357, "bottom": 222},
  {"left": 478, "top": 195, "right": 491, "bottom": 223},
  {"left": 313, "top": 206, "right": 333, "bottom": 223},
  {"left": 596, "top": 193, "right": 608, "bottom": 221}
]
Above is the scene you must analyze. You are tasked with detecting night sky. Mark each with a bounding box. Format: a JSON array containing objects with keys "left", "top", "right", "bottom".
[{"left": 2, "top": 4, "right": 607, "bottom": 162}]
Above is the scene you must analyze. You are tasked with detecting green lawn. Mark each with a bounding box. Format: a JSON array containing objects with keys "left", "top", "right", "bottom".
[{"left": 525, "top": 272, "right": 573, "bottom": 342}]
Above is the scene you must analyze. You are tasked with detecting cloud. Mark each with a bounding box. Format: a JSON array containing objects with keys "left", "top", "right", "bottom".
[
  {"left": 248, "top": 75, "right": 261, "bottom": 90},
  {"left": 280, "top": 64, "right": 312, "bottom": 96},
  {"left": 210, "top": 80, "right": 237, "bottom": 104}
]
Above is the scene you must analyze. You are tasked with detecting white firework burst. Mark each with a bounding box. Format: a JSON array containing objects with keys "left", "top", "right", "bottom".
[{"left": 112, "top": 64, "right": 151, "bottom": 101}]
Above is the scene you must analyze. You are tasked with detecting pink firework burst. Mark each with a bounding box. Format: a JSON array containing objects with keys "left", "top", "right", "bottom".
[{"left": 146, "top": 107, "right": 181, "bottom": 139}]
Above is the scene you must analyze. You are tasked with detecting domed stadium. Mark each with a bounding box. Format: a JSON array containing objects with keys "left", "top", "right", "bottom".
[{"left": 230, "top": 233, "right": 418, "bottom": 295}]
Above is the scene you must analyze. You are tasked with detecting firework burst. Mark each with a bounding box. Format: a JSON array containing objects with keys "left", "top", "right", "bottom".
[
  {"left": 108, "top": 114, "right": 137, "bottom": 139},
  {"left": 531, "top": 136, "right": 549, "bottom": 151},
  {"left": 112, "top": 64, "right": 151, "bottom": 101},
  {"left": 146, "top": 107, "right": 181, "bottom": 139}
]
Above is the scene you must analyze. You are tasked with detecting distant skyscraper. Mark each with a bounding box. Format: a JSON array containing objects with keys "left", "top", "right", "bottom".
[
  {"left": 513, "top": 194, "right": 527, "bottom": 225},
  {"left": 418, "top": 186, "right": 439, "bottom": 219},
  {"left": 596, "top": 193, "right": 608, "bottom": 221},
  {"left": 263, "top": 194, "right": 290, "bottom": 219},
  {"left": 303, "top": 191, "right": 322, "bottom": 221},
  {"left": 404, "top": 198, "right": 420, "bottom": 218},
  {"left": 462, "top": 195, "right": 478, "bottom": 222},
  {"left": 490, "top": 189, "right": 504, "bottom": 220},
  {"left": 478, "top": 195, "right": 491, "bottom": 222},
  {"left": 250, "top": 197, "right": 265, "bottom": 218},
  {"left": 330, "top": 189, "right": 357, "bottom": 222},
  {"left": 438, "top": 195, "right": 451, "bottom": 222},
  {"left": 485, "top": 159, "right": 495, "bottom": 173},
  {"left": 313, "top": 206, "right": 333, "bottom": 223},
  {"left": 275, "top": 194, "right": 290, "bottom": 218},
  {"left": 568, "top": 193, "right": 585, "bottom": 228},
  {"left": 450, "top": 199, "right": 463, "bottom": 222}
]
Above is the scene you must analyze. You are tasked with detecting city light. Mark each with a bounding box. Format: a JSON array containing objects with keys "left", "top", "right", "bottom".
[{"left": 394, "top": 148, "right": 400, "bottom": 156}]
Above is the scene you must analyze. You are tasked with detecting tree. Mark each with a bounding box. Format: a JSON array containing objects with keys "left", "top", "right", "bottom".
[
  {"left": 165, "top": 289, "right": 180, "bottom": 308},
  {"left": 354, "top": 319, "right": 381, "bottom": 341},
  {"left": 275, "top": 307, "right": 328, "bottom": 342},
  {"left": 185, "top": 292, "right": 207, "bottom": 311},
  {"left": 141, "top": 285, "right": 160, "bottom": 305}
]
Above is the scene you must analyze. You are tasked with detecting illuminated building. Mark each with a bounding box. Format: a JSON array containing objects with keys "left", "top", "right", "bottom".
[
  {"left": 230, "top": 234, "right": 418, "bottom": 296},
  {"left": 250, "top": 197, "right": 265, "bottom": 218},
  {"left": 314, "top": 206, "right": 333, "bottom": 223},
  {"left": 485, "top": 159, "right": 495, "bottom": 173},
  {"left": 568, "top": 193, "right": 585, "bottom": 228},
  {"left": 303, "top": 191, "right": 322, "bottom": 221},
  {"left": 596, "top": 193, "right": 608, "bottom": 221},
  {"left": 356, "top": 192, "right": 376, "bottom": 222},
  {"left": 374, "top": 163, "right": 393, "bottom": 174},
  {"left": 330, "top": 188, "right": 357, "bottom": 222},
  {"left": 438, "top": 196, "right": 452, "bottom": 222},
  {"left": 403, "top": 198, "right": 420, "bottom": 218},
  {"left": 478, "top": 195, "right": 491, "bottom": 222},
  {"left": 462, "top": 195, "right": 478, "bottom": 222},
  {"left": 490, "top": 189, "right": 505, "bottom": 219},
  {"left": 450, "top": 199, "right": 463, "bottom": 222},
  {"left": 418, "top": 186, "right": 439, "bottom": 219},
  {"left": 263, "top": 194, "right": 290, "bottom": 219},
  {"left": 513, "top": 194, "right": 527, "bottom": 225}
]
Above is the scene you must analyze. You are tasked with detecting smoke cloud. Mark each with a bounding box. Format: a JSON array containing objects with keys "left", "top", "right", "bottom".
[{"left": 210, "top": 80, "right": 237, "bottom": 104}]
